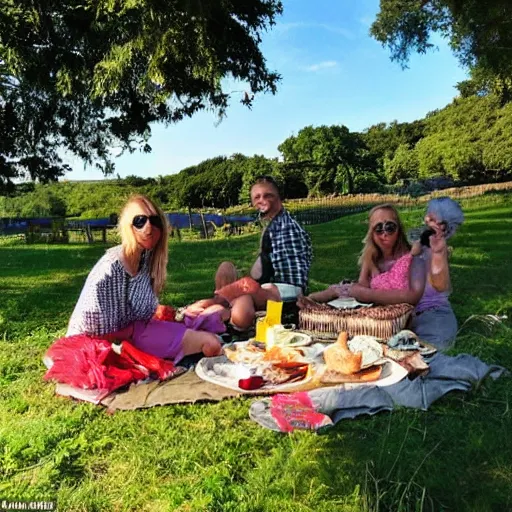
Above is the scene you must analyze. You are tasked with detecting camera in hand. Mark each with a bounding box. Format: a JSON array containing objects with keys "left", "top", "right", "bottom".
[{"left": 420, "top": 228, "right": 436, "bottom": 247}]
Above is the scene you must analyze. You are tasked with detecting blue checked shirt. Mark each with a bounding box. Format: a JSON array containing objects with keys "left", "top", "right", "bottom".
[{"left": 264, "top": 209, "right": 312, "bottom": 291}]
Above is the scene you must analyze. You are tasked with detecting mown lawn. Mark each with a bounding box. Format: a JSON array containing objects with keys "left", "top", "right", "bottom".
[{"left": 0, "top": 192, "right": 511, "bottom": 511}]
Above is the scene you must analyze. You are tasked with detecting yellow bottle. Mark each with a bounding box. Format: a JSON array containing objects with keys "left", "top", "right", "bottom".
[
  {"left": 255, "top": 318, "right": 269, "bottom": 343},
  {"left": 266, "top": 300, "right": 283, "bottom": 326}
]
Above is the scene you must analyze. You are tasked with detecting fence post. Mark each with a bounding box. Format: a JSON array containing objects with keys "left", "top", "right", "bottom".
[
  {"left": 85, "top": 225, "right": 93, "bottom": 244},
  {"left": 200, "top": 211, "right": 208, "bottom": 239},
  {"left": 188, "top": 207, "right": 193, "bottom": 230}
]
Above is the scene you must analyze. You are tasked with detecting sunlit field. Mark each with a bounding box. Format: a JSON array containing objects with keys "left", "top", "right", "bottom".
[{"left": 0, "top": 192, "right": 511, "bottom": 511}]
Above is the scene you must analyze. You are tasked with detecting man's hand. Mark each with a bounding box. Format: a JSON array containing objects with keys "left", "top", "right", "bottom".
[
  {"left": 215, "top": 277, "right": 261, "bottom": 303},
  {"left": 410, "top": 240, "right": 423, "bottom": 257}
]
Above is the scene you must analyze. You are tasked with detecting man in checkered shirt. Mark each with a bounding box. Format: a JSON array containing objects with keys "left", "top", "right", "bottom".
[
  {"left": 187, "top": 176, "right": 312, "bottom": 329},
  {"left": 249, "top": 176, "right": 312, "bottom": 294}
]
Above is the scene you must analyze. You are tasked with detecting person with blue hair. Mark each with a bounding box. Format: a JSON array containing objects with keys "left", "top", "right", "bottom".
[{"left": 410, "top": 197, "right": 465, "bottom": 350}]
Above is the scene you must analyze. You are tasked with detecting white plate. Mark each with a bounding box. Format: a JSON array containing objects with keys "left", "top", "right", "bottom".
[
  {"left": 327, "top": 298, "right": 373, "bottom": 309},
  {"left": 347, "top": 335, "right": 384, "bottom": 368},
  {"left": 343, "top": 359, "right": 409, "bottom": 390},
  {"left": 270, "top": 331, "right": 312, "bottom": 347},
  {"left": 195, "top": 355, "right": 313, "bottom": 394}
]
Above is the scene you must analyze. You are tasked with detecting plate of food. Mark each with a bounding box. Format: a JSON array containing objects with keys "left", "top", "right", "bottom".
[
  {"left": 195, "top": 355, "right": 313, "bottom": 393},
  {"left": 323, "top": 332, "right": 386, "bottom": 375},
  {"left": 347, "top": 335, "right": 385, "bottom": 368}
]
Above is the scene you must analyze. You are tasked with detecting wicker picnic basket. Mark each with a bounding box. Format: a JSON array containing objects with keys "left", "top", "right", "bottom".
[{"left": 299, "top": 303, "right": 414, "bottom": 340}]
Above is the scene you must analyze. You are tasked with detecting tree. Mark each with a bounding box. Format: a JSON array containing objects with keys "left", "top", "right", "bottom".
[
  {"left": 456, "top": 65, "right": 512, "bottom": 105},
  {"left": 481, "top": 101, "right": 512, "bottom": 180},
  {"left": 361, "top": 119, "right": 425, "bottom": 172},
  {"left": 278, "top": 125, "right": 370, "bottom": 195},
  {"left": 0, "top": 0, "right": 283, "bottom": 192},
  {"left": 384, "top": 143, "right": 419, "bottom": 182},
  {"left": 238, "top": 154, "right": 280, "bottom": 203},
  {"left": 371, "top": 0, "right": 512, "bottom": 95}
]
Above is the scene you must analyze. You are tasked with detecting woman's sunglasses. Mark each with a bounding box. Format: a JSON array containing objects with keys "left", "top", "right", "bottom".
[
  {"left": 373, "top": 221, "right": 398, "bottom": 235},
  {"left": 132, "top": 215, "right": 163, "bottom": 230}
]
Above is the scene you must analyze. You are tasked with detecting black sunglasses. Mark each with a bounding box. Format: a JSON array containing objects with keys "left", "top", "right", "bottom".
[
  {"left": 132, "top": 215, "right": 163, "bottom": 230},
  {"left": 373, "top": 221, "right": 398, "bottom": 235}
]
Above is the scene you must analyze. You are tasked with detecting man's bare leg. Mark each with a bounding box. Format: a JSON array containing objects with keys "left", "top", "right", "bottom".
[
  {"left": 215, "top": 261, "right": 238, "bottom": 290},
  {"left": 229, "top": 285, "right": 282, "bottom": 330},
  {"left": 230, "top": 295, "right": 256, "bottom": 330}
]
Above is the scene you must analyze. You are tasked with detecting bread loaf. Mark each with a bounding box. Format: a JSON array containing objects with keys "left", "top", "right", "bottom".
[{"left": 323, "top": 332, "right": 362, "bottom": 375}]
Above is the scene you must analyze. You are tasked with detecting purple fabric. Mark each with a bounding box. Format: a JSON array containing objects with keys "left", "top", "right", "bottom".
[
  {"left": 416, "top": 280, "right": 450, "bottom": 313},
  {"left": 183, "top": 312, "right": 227, "bottom": 334},
  {"left": 132, "top": 319, "right": 187, "bottom": 363},
  {"left": 415, "top": 248, "right": 450, "bottom": 313}
]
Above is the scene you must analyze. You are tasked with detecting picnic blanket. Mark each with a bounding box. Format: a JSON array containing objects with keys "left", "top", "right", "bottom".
[
  {"left": 249, "top": 353, "right": 508, "bottom": 432},
  {"left": 100, "top": 369, "right": 241, "bottom": 411}
]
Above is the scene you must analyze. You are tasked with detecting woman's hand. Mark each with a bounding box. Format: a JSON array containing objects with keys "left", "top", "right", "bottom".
[
  {"left": 348, "top": 283, "right": 369, "bottom": 302},
  {"left": 332, "top": 282, "right": 352, "bottom": 298},
  {"left": 429, "top": 224, "right": 448, "bottom": 254},
  {"left": 297, "top": 294, "right": 319, "bottom": 309}
]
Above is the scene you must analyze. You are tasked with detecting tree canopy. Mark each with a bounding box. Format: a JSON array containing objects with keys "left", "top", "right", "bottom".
[
  {"left": 0, "top": 0, "right": 283, "bottom": 192},
  {"left": 371, "top": 0, "right": 512, "bottom": 102},
  {"left": 277, "top": 125, "right": 375, "bottom": 195}
]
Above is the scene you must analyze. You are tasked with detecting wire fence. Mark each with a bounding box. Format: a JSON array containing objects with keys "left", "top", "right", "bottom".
[{"left": 1, "top": 180, "right": 511, "bottom": 243}]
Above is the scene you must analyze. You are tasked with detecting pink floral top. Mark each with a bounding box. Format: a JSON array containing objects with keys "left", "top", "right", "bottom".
[{"left": 370, "top": 253, "right": 413, "bottom": 291}]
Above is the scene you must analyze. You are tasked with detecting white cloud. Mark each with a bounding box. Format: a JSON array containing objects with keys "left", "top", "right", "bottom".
[{"left": 303, "top": 61, "right": 338, "bottom": 72}]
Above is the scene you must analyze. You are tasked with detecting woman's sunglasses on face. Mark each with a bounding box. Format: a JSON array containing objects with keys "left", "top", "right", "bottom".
[
  {"left": 373, "top": 221, "right": 398, "bottom": 235},
  {"left": 132, "top": 215, "right": 163, "bottom": 230}
]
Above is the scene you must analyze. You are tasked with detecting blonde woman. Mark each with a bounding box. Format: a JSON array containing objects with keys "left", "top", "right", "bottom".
[
  {"left": 298, "top": 204, "right": 425, "bottom": 307},
  {"left": 67, "top": 195, "right": 222, "bottom": 361}
]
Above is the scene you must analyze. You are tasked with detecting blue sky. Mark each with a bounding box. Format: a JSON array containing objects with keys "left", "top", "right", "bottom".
[{"left": 65, "top": 0, "right": 468, "bottom": 181}]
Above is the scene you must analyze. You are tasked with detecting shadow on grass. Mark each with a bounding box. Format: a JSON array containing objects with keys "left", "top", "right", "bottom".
[
  {"left": 313, "top": 374, "right": 512, "bottom": 510},
  {"left": 0, "top": 245, "right": 106, "bottom": 339}
]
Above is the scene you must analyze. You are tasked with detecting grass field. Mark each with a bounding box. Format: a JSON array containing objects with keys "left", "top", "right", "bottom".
[{"left": 0, "top": 192, "right": 511, "bottom": 511}]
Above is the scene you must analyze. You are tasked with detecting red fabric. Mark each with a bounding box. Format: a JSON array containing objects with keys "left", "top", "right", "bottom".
[
  {"left": 44, "top": 334, "right": 178, "bottom": 398},
  {"left": 153, "top": 304, "right": 176, "bottom": 322}
]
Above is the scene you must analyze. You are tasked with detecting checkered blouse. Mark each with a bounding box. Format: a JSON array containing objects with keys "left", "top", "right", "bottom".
[{"left": 66, "top": 245, "right": 157, "bottom": 336}]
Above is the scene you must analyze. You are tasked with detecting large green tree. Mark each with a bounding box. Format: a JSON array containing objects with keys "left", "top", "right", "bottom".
[
  {"left": 371, "top": 0, "right": 512, "bottom": 85},
  {"left": 361, "top": 119, "right": 424, "bottom": 171},
  {"left": 278, "top": 125, "right": 371, "bottom": 195},
  {"left": 0, "top": 0, "right": 282, "bottom": 193}
]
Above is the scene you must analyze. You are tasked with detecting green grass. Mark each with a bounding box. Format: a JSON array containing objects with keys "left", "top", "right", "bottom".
[{"left": 1, "top": 193, "right": 511, "bottom": 511}]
